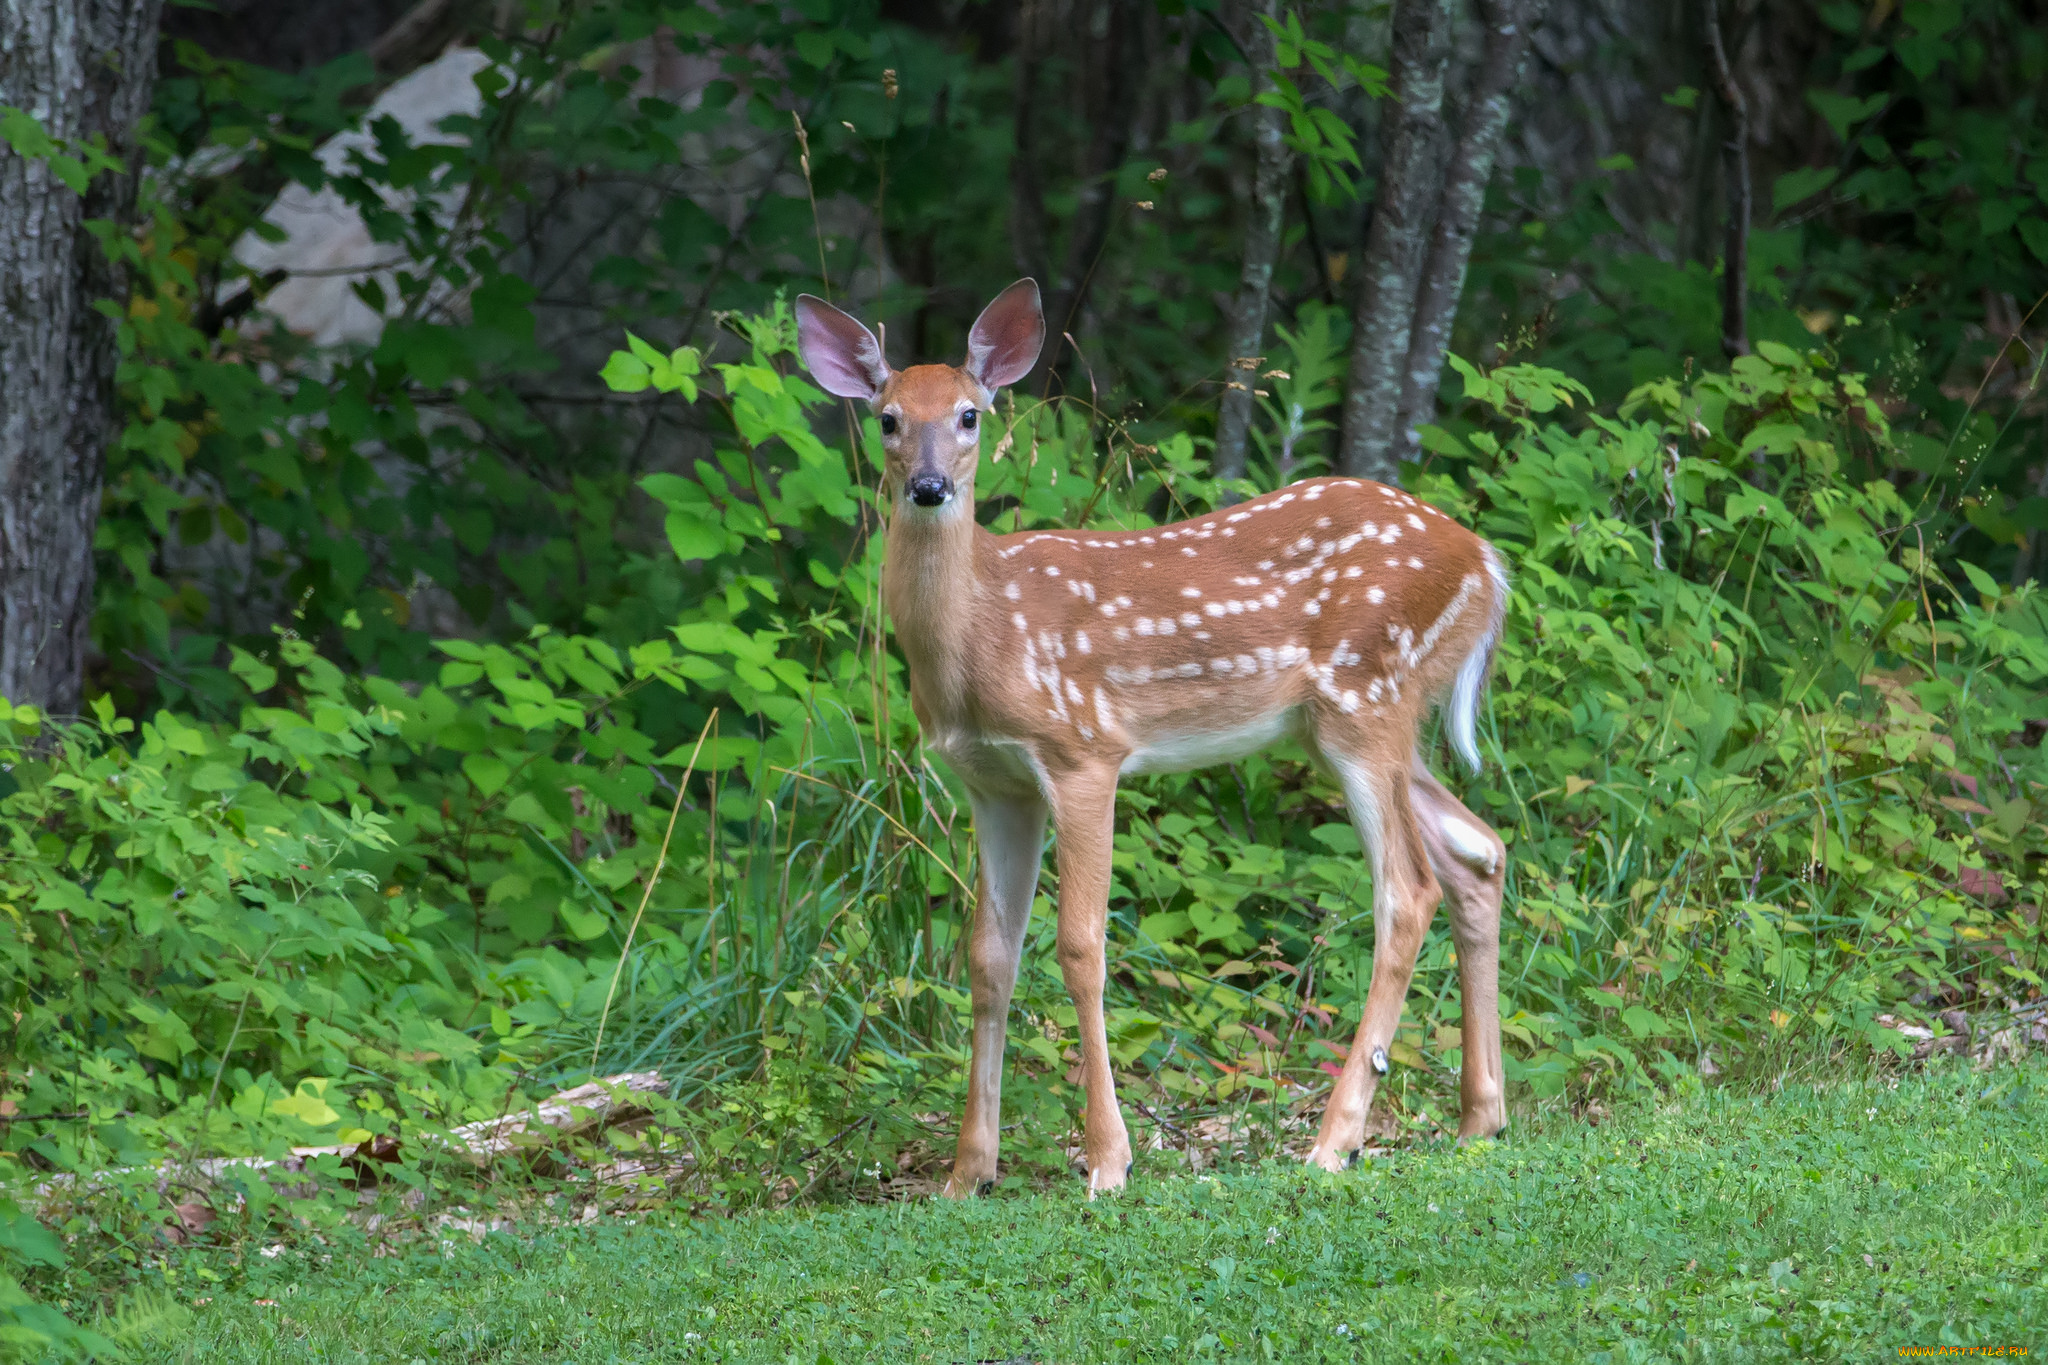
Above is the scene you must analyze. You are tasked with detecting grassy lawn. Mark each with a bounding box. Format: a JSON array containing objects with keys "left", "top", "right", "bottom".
[{"left": 136, "top": 1062, "right": 2046, "bottom": 1363}]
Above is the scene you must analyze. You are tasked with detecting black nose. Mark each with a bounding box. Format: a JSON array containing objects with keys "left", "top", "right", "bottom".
[{"left": 908, "top": 475, "right": 953, "bottom": 507}]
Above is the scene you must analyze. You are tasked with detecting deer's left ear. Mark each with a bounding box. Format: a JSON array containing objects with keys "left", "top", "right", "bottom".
[{"left": 964, "top": 279, "right": 1045, "bottom": 396}]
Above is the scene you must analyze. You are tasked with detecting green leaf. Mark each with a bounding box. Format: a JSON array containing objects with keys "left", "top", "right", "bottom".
[
  {"left": 559, "top": 903, "right": 610, "bottom": 940},
  {"left": 664, "top": 511, "right": 726, "bottom": 562},
  {"left": 626, "top": 332, "right": 664, "bottom": 366},
  {"left": 269, "top": 1079, "right": 340, "bottom": 1127},
  {"left": 1958, "top": 560, "right": 2000, "bottom": 599},
  {"left": 1752, "top": 340, "right": 1803, "bottom": 369},
  {"left": 1771, "top": 166, "right": 1839, "bottom": 214},
  {"left": 794, "top": 29, "right": 835, "bottom": 68},
  {"left": 463, "top": 752, "right": 511, "bottom": 797},
  {"left": 1621, "top": 1005, "right": 1669, "bottom": 1038},
  {"left": 1901, "top": 0, "right": 1961, "bottom": 36},
  {"left": 1309, "top": 823, "right": 1360, "bottom": 854},
  {"left": 188, "top": 762, "right": 245, "bottom": 792},
  {"left": 2018, "top": 218, "right": 2048, "bottom": 267},
  {"left": 1807, "top": 90, "right": 1886, "bottom": 141},
  {"left": 228, "top": 646, "right": 278, "bottom": 694},
  {"left": 600, "top": 351, "right": 651, "bottom": 392}
]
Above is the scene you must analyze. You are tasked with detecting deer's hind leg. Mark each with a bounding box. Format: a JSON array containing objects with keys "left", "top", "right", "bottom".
[
  {"left": 1305, "top": 734, "right": 1442, "bottom": 1172},
  {"left": 1409, "top": 759, "right": 1508, "bottom": 1141}
]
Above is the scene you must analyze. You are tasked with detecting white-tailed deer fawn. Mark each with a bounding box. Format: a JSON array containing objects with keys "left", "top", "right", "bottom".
[{"left": 797, "top": 280, "right": 1511, "bottom": 1196}]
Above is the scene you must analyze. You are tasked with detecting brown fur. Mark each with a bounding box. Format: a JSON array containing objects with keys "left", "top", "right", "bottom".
[{"left": 798, "top": 285, "right": 1510, "bottom": 1197}]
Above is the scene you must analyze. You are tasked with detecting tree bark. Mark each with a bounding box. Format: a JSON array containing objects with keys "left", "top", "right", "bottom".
[
  {"left": 1035, "top": 0, "right": 1144, "bottom": 392},
  {"left": 1212, "top": 0, "right": 1293, "bottom": 489},
  {"left": 1390, "top": 0, "right": 1545, "bottom": 464},
  {"left": 1336, "top": 0, "right": 1453, "bottom": 484},
  {"left": 0, "top": 0, "right": 164, "bottom": 719},
  {"left": 1703, "top": 0, "right": 1749, "bottom": 359},
  {"left": 1008, "top": 0, "right": 1052, "bottom": 289}
]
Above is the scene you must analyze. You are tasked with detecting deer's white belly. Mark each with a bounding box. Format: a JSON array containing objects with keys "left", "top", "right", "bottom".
[{"left": 1120, "top": 707, "right": 1302, "bottom": 776}]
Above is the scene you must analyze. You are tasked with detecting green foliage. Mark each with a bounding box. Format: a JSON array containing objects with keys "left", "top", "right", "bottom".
[
  {"left": 122, "top": 1063, "right": 2048, "bottom": 1360},
  {"left": 1256, "top": 11, "right": 1387, "bottom": 203},
  {"left": 1475, "top": 2, "right": 2048, "bottom": 581},
  {"left": 12, "top": 312, "right": 2042, "bottom": 1214}
]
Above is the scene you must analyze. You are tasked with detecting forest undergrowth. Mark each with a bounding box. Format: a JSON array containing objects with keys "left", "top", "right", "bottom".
[{"left": 4, "top": 302, "right": 2045, "bottom": 1357}]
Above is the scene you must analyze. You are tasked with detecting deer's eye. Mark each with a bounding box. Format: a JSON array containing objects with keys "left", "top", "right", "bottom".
[
  {"left": 879, "top": 413, "right": 898, "bottom": 435},
  {"left": 960, "top": 410, "right": 978, "bottom": 431}
]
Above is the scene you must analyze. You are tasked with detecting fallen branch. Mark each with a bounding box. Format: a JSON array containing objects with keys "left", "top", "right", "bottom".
[{"left": 26, "top": 1071, "right": 668, "bottom": 1204}]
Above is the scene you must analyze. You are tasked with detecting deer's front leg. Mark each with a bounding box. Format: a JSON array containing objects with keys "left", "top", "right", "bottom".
[
  {"left": 1046, "top": 765, "right": 1132, "bottom": 1196},
  {"left": 943, "top": 790, "right": 1047, "bottom": 1199}
]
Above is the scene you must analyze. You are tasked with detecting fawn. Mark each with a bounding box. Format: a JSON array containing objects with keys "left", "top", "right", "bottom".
[{"left": 796, "top": 279, "right": 1510, "bottom": 1195}]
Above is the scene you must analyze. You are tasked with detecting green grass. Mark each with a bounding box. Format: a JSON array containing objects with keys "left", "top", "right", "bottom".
[{"left": 133, "top": 1062, "right": 2046, "bottom": 1363}]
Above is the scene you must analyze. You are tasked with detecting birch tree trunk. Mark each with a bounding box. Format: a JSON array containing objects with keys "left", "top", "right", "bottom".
[
  {"left": 1390, "top": 0, "right": 1544, "bottom": 464},
  {"left": 1212, "top": 0, "right": 1294, "bottom": 489},
  {"left": 0, "top": 0, "right": 164, "bottom": 718},
  {"left": 1335, "top": 0, "right": 1453, "bottom": 484}
]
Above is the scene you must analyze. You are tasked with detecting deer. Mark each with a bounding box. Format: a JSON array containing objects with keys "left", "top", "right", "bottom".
[{"left": 795, "top": 279, "right": 1512, "bottom": 1197}]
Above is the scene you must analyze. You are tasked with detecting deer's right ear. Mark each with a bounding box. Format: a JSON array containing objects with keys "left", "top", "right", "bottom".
[{"left": 795, "top": 294, "right": 890, "bottom": 401}]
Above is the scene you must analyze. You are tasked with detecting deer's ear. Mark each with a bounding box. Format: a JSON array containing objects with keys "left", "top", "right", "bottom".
[
  {"left": 795, "top": 294, "right": 890, "bottom": 400},
  {"left": 964, "top": 279, "right": 1045, "bottom": 395}
]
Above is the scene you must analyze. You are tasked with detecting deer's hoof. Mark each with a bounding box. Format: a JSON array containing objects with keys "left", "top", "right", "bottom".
[
  {"left": 1304, "top": 1143, "right": 1356, "bottom": 1174},
  {"left": 1086, "top": 1160, "right": 1131, "bottom": 1198}
]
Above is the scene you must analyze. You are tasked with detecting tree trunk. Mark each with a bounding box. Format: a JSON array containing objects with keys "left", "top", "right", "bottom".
[
  {"left": 1009, "top": 0, "right": 1052, "bottom": 288},
  {"left": 0, "top": 0, "right": 164, "bottom": 719},
  {"left": 1391, "top": 0, "right": 1545, "bottom": 464},
  {"left": 1336, "top": 0, "right": 1453, "bottom": 485},
  {"left": 1212, "top": 0, "right": 1293, "bottom": 489},
  {"left": 1035, "top": 0, "right": 1144, "bottom": 392},
  {"left": 1703, "top": 0, "right": 1750, "bottom": 359}
]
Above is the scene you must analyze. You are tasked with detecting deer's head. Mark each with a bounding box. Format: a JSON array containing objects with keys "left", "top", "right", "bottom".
[{"left": 795, "top": 280, "right": 1045, "bottom": 515}]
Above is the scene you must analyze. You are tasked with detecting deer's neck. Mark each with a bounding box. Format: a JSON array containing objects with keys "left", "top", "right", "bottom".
[{"left": 881, "top": 503, "right": 987, "bottom": 726}]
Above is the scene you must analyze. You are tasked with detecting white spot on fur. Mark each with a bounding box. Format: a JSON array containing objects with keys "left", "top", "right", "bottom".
[
  {"left": 1366, "top": 586, "right": 1386, "bottom": 604},
  {"left": 1181, "top": 586, "right": 1202, "bottom": 598},
  {"left": 1005, "top": 582, "right": 1021, "bottom": 600}
]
